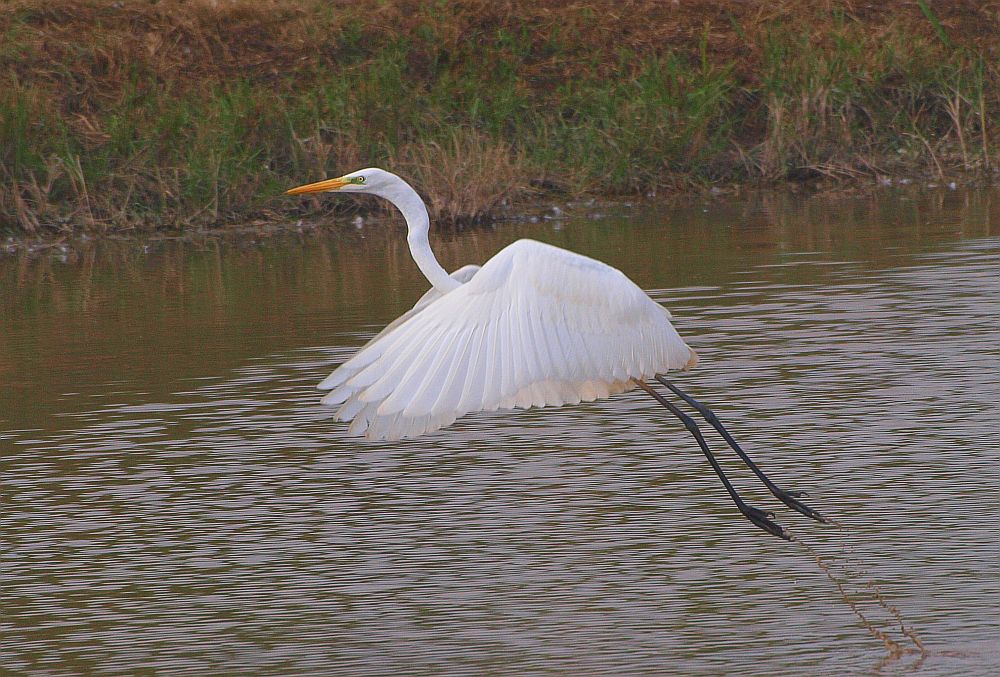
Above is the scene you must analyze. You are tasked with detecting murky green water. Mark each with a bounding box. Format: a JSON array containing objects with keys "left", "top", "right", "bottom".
[{"left": 2, "top": 189, "right": 999, "bottom": 675}]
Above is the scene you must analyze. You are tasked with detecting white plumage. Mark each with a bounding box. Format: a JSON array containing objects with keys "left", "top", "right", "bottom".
[
  {"left": 288, "top": 169, "right": 697, "bottom": 440},
  {"left": 287, "top": 168, "right": 829, "bottom": 540},
  {"left": 321, "top": 239, "right": 696, "bottom": 439}
]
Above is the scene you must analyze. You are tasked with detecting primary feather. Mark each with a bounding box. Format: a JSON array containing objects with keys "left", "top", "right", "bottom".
[{"left": 320, "top": 238, "right": 698, "bottom": 440}]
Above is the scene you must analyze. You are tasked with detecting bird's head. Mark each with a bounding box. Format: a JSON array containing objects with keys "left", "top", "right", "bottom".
[{"left": 285, "top": 167, "right": 396, "bottom": 198}]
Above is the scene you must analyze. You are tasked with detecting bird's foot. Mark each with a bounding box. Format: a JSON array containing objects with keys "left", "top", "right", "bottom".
[
  {"left": 740, "top": 503, "right": 791, "bottom": 541},
  {"left": 772, "top": 488, "right": 829, "bottom": 524}
]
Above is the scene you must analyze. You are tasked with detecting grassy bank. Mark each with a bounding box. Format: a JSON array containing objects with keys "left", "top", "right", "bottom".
[{"left": 1, "top": 0, "right": 997, "bottom": 235}]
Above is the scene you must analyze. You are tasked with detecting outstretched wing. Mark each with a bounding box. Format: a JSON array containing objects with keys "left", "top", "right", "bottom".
[
  {"left": 358, "top": 263, "right": 481, "bottom": 348},
  {"left": 320, "top": 239, "right": 698, "bottom": 440}
]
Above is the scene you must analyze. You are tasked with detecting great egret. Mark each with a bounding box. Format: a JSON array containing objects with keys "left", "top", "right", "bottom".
[{"left": 287, "top": 168, "right": 827, "bottom": 539}]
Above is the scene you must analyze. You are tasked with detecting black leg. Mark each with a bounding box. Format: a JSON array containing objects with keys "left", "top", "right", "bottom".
[
  {"left": 635, "top": 380, "right": 791, "bottom": 540},
  {"left": 654, "top": 375, "right": 828, "bottom": 524}
]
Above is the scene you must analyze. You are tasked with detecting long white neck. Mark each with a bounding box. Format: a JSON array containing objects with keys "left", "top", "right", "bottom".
[{"left": 378, "top": 176, "right": 460, "bottom": 294}]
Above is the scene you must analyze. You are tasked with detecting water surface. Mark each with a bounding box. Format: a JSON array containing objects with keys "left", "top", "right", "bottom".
[{"left": 2, "top": 189, "right": 999, "bottom": 675}]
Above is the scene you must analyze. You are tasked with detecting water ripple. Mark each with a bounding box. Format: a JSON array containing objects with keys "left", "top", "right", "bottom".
[{"left": 2, "top": 214, "right": 998, "bottom": 675}]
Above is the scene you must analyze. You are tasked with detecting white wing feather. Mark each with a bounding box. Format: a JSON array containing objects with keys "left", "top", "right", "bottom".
[
  {"left": 317, "top": 263, "right": 480, "bottom": 392},
  {"left": 320, "top": 239, "right": 698, "bottom": 440}
]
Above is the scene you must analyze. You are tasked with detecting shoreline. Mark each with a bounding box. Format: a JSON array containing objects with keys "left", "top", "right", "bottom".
[
  {"left": 2, "top": 0, "right": 997, "bottom": 236},
  {"left": 4, "top": 177, "right": 995, "bottom": 259}
]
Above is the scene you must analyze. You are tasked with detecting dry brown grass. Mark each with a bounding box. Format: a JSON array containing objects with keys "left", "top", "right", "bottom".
[
  {"left": 393, "top": 129, "right": 530, "bottom": 225},
  {"left": 4, "top": 0, "right": 996, "bottom": 105},
  {"left": 1, "top": 0, "right": 997, "bottom": 234}
]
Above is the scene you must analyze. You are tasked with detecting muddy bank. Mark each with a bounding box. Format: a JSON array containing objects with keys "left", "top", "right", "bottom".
[{"left": 1, "top": 0, "right": 997, "bottom": 235}]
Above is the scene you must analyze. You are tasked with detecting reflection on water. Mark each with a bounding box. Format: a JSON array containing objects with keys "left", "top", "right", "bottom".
[{"left": 2, "top": 189, "right": 999, "bottom": 674}]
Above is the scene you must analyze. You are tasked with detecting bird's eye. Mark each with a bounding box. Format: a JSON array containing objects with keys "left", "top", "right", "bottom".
[{"left": 353, "top": 176, "right": 366, "bottom": 184}]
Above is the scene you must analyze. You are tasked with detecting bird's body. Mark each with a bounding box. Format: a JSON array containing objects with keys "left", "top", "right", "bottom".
[
  {"left": 320, "top": 238, "right": 697, "bottom": 440},
  {"left": 287, "top": 168, "right": 827, "bottom": 539}
]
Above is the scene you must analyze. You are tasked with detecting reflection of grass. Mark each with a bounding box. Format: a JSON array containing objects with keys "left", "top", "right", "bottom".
[{"left": 1, "top": 0, "right": 996, "bottom": 234}]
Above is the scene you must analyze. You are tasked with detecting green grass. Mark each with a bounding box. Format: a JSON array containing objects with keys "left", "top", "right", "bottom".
[{"left": 0, "top": 0, "right": 996, "bottom": 234}]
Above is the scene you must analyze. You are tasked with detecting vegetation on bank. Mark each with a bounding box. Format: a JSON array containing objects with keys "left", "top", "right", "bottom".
[{"left": 1, "top": 0, "right": 997, "bottom": 234}]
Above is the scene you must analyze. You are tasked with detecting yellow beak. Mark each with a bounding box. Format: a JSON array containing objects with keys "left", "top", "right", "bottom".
[{"left": 285, "top": 177, "right": 349, "bottom": 195}]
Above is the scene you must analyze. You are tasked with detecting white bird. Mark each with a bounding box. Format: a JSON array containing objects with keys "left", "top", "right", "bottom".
[{"left": 288, "top": 168, "right": 827, "bottom": 539}]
